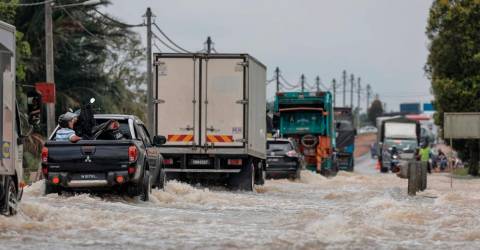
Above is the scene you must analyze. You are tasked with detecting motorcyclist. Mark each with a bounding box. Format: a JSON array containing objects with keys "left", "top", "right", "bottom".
[{"left": 55, "top": 112, "right": 82, "bottom": 142}]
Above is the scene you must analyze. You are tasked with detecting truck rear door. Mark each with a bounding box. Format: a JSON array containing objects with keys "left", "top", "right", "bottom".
[
  {"left": 201, "top": 56, "right": 245, "bottom": 148},
  {"left": 155, "top": 55, "right": 200, "bottom": 146}
]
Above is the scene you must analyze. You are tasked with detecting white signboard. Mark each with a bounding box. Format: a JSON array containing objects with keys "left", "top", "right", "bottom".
[{"left": 444, "top": 113, "right": 480, "bottom": 139}]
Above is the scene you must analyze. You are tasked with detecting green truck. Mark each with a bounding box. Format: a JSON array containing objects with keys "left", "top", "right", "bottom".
[{"left": 273, "top": 91, "right": 336, "bottom": 175}]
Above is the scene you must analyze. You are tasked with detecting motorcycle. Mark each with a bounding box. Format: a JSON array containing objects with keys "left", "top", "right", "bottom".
[
  {"left": 73, "top": 98, "right": 126, "bottom": 140},
  {"left": 389, "top": 146, "right": 401, "bottom": 173}
]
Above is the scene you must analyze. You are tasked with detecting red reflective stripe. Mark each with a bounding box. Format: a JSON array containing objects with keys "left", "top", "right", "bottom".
[
  {"left": 177, "top": 134, "right": 187, "bottom": 142},
  {"left": 207, "top": 135, "right": 233, "bottom": 143}
]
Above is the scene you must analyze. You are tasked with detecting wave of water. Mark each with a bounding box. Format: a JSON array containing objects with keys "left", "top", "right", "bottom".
[{"left": 1, "top": 170, "right": 480, "bottom": 249}]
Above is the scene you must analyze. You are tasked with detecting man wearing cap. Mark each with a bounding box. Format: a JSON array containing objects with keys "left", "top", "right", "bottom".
[{"left": 55, "top": 112, "right": 82, "bottom": 142}]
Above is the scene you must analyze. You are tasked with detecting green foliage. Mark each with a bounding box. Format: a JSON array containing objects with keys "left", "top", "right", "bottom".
[
  {"left": 0, "top": 0, "right": 17, "bottom": 24},
  {"left": 426, "top": 0, "right": 480, "bottom": 175},
  {"left": 367, "top": 99, "right": 384, "bottom": 124}
]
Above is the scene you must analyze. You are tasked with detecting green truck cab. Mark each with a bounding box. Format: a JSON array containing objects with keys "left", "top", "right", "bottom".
[{"left": 273, "top": 91, "right": 336, "bottom": 175}]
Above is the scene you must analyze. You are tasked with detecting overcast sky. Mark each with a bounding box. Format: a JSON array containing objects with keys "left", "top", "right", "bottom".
[{"left": 105, "top": 0, "right": 433, "bottom": 112}]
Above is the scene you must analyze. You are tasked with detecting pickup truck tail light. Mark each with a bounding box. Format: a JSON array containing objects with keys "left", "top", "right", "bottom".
[
  {"left": 227, "top": 159, "right": 243, "bottom": 166},
  {"left": 164, "top": 159, "right": 173, "bottom": 165},
  {"left": 128, "top": 145, "right": 138, "bottom": 162},
  {"left": 41, "top": 147, "right": 48, "bottom": 163},
  {"left": 128, "top": 166, "right": 136, "bottom": 175},
  {"left": 286, "top": 150, "right": 298, "bottom": 157}
]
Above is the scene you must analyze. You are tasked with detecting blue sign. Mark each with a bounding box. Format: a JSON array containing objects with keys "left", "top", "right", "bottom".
[{"left": 423, "top": 103, "right": 434, "bottom": 111}]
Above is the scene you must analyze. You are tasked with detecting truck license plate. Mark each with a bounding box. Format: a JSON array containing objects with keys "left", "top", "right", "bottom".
[
  {"left": 190, "top": 159, "right": 210, "bottom": 165},
  {"left": 72, "top": 173, "right": 105, "bottom": 180}
]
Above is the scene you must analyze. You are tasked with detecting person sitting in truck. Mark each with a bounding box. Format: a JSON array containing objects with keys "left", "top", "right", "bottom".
[{"left": 55, "top": 112, "right": 82, "bottom": 142}]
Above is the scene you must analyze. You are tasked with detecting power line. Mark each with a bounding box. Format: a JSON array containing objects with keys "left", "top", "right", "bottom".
[
  {"left": 151, "top": 31, "right": 183, "bottom": 53},
  {"left": 92, "top": 9, "right": 144, "bottom": 27},
  {"left": 153, "top": 22, "right": 191, "bottom": 53},
  {"left": 61, "top": 7, "right": 97, "bottom": 38},
  {"left": 153, "top": 42, "right": 162, "bottom": 53},
  {"left": 279, "top": 74, "right": 298, "bottom": 88}
]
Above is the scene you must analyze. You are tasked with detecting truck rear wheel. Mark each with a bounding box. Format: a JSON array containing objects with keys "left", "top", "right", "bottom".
[
  {"left": 44, "top": 181, "right": 59, "bottom": 196},
  {"left": 157, "top": 169, "right": 167, "bottom": 190},
  {"left": 2, "top": 176, "right": 18, "bottom": 216},
  {"left": 140, "top": 170, "right": 151, "bottom": 202},
  {"left": 229, "top": 162, "right": 254, "bottom": 191},
  {"left": 254, "top": 161, "right": 265, "bottom": 186}
]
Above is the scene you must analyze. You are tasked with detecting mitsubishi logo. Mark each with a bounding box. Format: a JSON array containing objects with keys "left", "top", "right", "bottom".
[{"left": 85, "top": 155, "right": 92, "bottom": 163}]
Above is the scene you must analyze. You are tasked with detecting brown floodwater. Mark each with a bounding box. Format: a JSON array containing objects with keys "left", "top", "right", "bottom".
[{"left": 1, "top": 158, "right": 479, "bottom": 250}]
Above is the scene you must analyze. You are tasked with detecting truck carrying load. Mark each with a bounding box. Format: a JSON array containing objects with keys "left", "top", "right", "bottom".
[
  {"left": 334, "top": 107, "right": 355, "bottom": 171},
  {"left": 274, "top": 91, "right": 335, "bottom": 175},
  {"left": 0, "top": 21, "right": 24, "bottom": 216},
  {"left": 153, "top": 53, "right": 266, "bottom": 191}
]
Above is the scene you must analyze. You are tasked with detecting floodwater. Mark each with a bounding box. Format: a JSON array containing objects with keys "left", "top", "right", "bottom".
[{"left": 1, "top": 156, "right": 480, "bottom": 250}]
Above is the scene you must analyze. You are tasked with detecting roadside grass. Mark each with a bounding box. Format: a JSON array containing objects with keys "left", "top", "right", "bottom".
[
  {"left": 452, "top": 167, "right": 470, "bottom": 176},
  {"left": 451, "top": 165, "right": 480, "bottom": 177}
]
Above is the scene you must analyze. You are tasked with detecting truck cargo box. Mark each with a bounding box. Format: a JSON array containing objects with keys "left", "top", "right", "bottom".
[{"left": 153, "top": 53, "right": 266, "bottom": 159}]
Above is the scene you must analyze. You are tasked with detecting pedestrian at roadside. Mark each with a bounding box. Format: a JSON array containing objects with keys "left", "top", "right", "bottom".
[
  {"left": 437, "top": 149, "right": 447, "bottom": 171},
  {"left": 419, "top": 142, "right": 431, "bottom": 173}
]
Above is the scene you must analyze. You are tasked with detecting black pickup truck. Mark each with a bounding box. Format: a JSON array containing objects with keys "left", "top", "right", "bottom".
[{"left": 41, "top": 114, "right": 166, "bottom": 201}]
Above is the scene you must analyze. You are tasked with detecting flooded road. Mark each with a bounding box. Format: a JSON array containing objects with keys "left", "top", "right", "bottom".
[{"left": 2, "top": 156, "right": 480, "bottom": 249}]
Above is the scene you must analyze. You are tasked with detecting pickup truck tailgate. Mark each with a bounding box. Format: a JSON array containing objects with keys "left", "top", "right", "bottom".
[{"left": 45, "top": 140, "right": 133, "bottom": 172}]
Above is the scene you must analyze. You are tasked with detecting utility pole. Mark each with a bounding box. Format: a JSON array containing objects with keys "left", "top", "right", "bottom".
[
  {"left": 275, "top": 67, "right": 280, "bottom": 93},
  {"left": 45, "top": 2, "right": 55, "bottom": 135},
  {"left": 366, "top": 84, "right": 371, "bottom": 111},
  {"left": 356, "top": 77, "right": 361, "bottom": 129},
  {"left": 350, "top": 74, "right": 354, "bottom": 108},
  {"left": 206, "top": 36, "right": 212, "bottom": 54},
  {"left": 146, "top": 7, "right": 154, "bottom": 133},
  {"left": 357, "top": 77, "right": 361, "bottom": 111},
  {"left": 300, "top": 74, "right": 305, "bottom": 93},
  {"left": 342, "top": 70, "right": 346, "bottom": 107},
  {"left": 332, "top": 78, "right": 337, "bottom": 107},
  {"left": 315, "top": 76, "right": 320, "bottom": 92}
]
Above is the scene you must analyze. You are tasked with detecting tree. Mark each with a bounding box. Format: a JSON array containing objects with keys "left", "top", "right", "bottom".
[
  {"left": 1, "top": 0, "right": 147, "bottom": 174},
  {"left": 425, "top": 0, "right": 480, "bottom": 175},
  {"left": 367, "top": 99, "right": 383, "bottom": 125}
]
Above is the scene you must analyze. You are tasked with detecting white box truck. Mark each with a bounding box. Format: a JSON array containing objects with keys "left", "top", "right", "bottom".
[
  {"left": 153, "top": 53, "right": 266, "bottom": 191},
  {"left": 0, "top": 21, "right": 24, "bottom": 216}
]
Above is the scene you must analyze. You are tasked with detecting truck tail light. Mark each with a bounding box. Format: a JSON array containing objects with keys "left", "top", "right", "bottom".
[
  {"left": 128, "top": 166, "right": 136, "bottom": 175},
  {"left": 41, "top": 147, "right": 48, "bottom": 163},
  {"left": 128, "top": 145, "right": 138, "bottom": 162},
  {"left": 227, "top": 159, "right": 243, "bottom": 166},
  {"left": 286, "top": 150, "right": 298, "bottom": 157},
  {"left": 52, "top": 176, "right": 60, "bottom": 185},
  {"left": 116, "top": 175, "right": 125, "bottom": 183},
  {"left": 164, "top": 159, "right": 173, "bottom": 165}
]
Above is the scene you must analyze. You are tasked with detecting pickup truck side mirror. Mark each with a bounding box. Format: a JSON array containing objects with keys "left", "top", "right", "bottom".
[{"left": 153, "top": 135, "right": 167, "bottom": 146}]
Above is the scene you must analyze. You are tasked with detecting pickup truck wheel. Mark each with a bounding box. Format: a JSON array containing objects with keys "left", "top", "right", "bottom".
[
  {"left": 229, "top": 162, "right": 254, "bottom": 191},
  {"left": 157, "top": 169, "right": 167, "bottom": 190},
  {"left": 140, "top": 170, "right": 151, "bottom": 202},
  {"left": 2, "top": 176, "right": 18, "bottom": 216},
  {"left": 44, "top": 181, "right": 59, "bottom": 196},
  {"left": 295, "top": 168, "right": 301, "bottom": 180}
]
